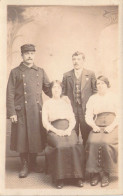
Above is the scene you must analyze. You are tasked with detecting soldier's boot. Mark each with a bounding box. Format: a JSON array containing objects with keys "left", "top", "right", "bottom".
[
  {"left": 19, "top": 153, "right": 29, "bottom": 178},
  {"left": 29, "top": 153, "right": 43, "bottom": 173}
]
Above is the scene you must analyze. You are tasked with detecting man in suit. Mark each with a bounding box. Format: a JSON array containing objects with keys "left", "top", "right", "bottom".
[
  {"left": 7, "top": 44, "right": 51, "bottom": 178},
  {"left": 62, "top": 51, "right": 97, "bottom": 147}
]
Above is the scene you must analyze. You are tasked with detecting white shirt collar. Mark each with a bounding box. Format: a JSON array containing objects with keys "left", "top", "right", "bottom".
[{"left": 74, "top": 68, "right": 83, "bottom": 78}]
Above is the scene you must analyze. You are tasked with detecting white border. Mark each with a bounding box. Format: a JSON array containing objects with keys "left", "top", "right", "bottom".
[{"left": 0, "top": 0, "right": 123, "bottom": 195}]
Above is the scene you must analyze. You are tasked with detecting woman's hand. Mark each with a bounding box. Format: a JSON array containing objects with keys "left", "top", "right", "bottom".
[
  {"left": 92, "top": 125, "right": 100, "bottom": 133},
  {"left": 104, "top": 125, "right": 113, "bottom": 133},
  {"left": 55, "top": 129, "right": 72, "bottom": 137},
  {"left": 64, "top": 129, "right": 72, "bottom": 136},
  {"left": 54, "top": 130, "right": 66, "bottom": 137}
]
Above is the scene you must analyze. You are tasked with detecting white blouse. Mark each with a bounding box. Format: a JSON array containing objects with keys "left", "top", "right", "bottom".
[
  {"left": 42, "top": 98, "right": 76, "bottom": 131},
  {"left": 85, "top": 91, "right": 118, "bottom": 127}
]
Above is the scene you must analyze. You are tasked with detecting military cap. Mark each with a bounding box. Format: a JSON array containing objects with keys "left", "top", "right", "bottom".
[{"left": 21, "top": 44, "right": 36, "bottom": 53}]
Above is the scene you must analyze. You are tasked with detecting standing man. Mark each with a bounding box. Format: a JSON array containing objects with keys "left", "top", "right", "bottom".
[
  {"left": 62, "top": 51, "right": 97, "bottom": 146},
  {"left": 7, "top": 44, "right": 51, "bottom": 178}
]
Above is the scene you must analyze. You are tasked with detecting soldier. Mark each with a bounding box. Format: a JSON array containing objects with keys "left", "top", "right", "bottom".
[
  {"left": 62, "top": 51, "right": 97, "bottom": 147},
  {"left": 7, "top": 44, "right": 51, "bottom": 178}
]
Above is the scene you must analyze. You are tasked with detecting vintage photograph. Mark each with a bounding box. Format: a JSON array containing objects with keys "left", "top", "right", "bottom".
[{"left": 0, "top": 0, "right": 122, "bottom": 195}]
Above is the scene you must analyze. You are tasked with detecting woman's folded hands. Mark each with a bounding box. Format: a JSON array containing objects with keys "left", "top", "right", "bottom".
[
  {"left": 104, "top": 125, "right": 114, "bottom": 133},
  {"left": 92, "top": 125, "right": 100, "bottom": 133},
  {"left": 92, "top": 124, "right": 115, "bottom": 134},
  {"left": 54, "top": 129, "right": 72, "bottom": 137}
]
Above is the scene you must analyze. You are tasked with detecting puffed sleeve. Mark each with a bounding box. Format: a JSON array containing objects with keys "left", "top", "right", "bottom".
[
  {"left": 85, "top": 95, "right": 96, "bottom": 128},
  {"left": 42, "top": 101, "right": 54, "bottom": 131}
]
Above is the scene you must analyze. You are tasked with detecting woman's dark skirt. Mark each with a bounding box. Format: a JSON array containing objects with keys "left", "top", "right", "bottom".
[
  {"left": 85, "top": 112, "right": 118, "bottom": 174},
  {"left": 45, "top": 119, "right": 85, "bottom": 180}
]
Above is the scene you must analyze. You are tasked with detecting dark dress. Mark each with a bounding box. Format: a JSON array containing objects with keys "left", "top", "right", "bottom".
[
  {"left": 45, "top": 119, "right": 85, "bottom": 180},
  {"left": 85, "top": 112, "right": 118, "bottom": 174}
]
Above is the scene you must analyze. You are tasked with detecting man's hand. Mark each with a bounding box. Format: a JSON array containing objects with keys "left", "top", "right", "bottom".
[{"left": 10, "top": 115, "right": 17, "bottom": 123}]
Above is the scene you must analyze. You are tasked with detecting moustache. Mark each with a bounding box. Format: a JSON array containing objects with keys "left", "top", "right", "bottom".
[{"left": 27, "top": 58, "right": 32, "bottom": 60}]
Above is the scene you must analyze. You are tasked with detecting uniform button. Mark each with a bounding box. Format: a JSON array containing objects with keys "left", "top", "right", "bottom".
[
  {"left": 40, "top": 110, "right": 42, "bottom": 113},
  {"left": 24, "top": 83, "right": 26, "bottom": 86},
  {"left": 24, "top": 92, "right": 27, "bottom": 95},
  {"left": 25, "top": 101, "right": 27, "bottom": 104},
  {"left": 36, "top": 74, "right": 39, "bottom": 77},
  {"left": 22, "top": 74, "right": 25, "bottom": 77},
  {"left": 37, "top": 101, "right": 39, "bottom": 103},
  {"left": 37, "top": 83, "right": 39, "bottom": 86},
  {"left": 99, "top": 146, "right": 102, "bottom": 149}
]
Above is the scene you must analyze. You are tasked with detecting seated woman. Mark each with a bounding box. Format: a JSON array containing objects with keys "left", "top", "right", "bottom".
[
  {"left": 85, "top": 76, "right": 118, "bottom": 187},
  {"left": 42, "top": 80, "right": 85, "bottom": 189}
]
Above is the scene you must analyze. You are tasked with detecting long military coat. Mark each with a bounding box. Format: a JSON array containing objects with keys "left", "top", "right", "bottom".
[{"left": 7, "top": 62, "right": 51, "bottom": 153}]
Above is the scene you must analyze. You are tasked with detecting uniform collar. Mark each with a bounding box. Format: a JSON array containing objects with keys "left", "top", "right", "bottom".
[{"left": 19, "top": 62, "right": 38, "bottom": 71}]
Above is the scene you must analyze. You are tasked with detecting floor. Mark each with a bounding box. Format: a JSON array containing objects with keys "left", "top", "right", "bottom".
[{"left": 5, "top": 156, "right": 118, "bottom": 190}]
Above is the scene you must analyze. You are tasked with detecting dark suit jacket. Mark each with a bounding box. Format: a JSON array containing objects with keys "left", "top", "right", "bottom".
[{"left": 62, "top": 68, "right": 97, "bottom": 114}]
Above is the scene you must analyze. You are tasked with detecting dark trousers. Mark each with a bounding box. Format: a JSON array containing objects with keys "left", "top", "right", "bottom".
[{"left": 74, "top": 103, "right": 90, "bottom": 147}]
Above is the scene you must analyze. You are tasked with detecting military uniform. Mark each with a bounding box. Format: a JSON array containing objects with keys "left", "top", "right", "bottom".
[
  {"left": 7, "top": 44, "right": 51, "bottom": 177},
  {"left": 7, "top": 62, "right": 51, "bottom": 152}
]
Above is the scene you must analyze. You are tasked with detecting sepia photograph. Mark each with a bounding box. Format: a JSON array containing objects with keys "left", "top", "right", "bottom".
[{"left": 0, "top": 0, "right": 123, "bottom": 195}]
